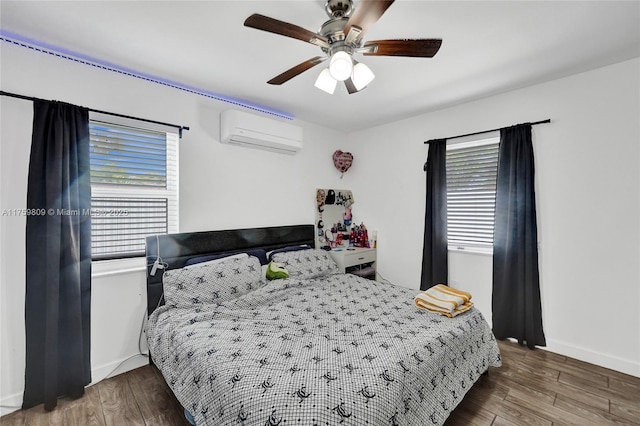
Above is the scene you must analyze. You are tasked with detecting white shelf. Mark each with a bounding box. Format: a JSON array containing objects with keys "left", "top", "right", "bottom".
[{"left": 329, "top": 247, "right": 376, "bottom": 280}]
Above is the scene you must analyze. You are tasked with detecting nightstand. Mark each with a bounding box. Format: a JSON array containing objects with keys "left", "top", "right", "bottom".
[{"left": 329, "top": 247, "right": 376, "bottom": 280}]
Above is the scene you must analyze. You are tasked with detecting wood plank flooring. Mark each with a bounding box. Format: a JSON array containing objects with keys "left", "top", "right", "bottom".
[{"left": 2, "top": 340, "right": 638, "bottom": 425}]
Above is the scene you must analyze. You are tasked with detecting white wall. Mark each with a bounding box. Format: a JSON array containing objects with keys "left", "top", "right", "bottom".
[
  {"left": 1, "top": 35, "right": 638, "bottom": 419},
  {"left": 348, "top": 58, "right": 640, "bottom": 377},
  {"left": 0, "top": 43, "right": 348, "bottom": 413}
]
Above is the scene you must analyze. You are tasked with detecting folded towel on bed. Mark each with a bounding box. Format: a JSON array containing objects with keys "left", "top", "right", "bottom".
[{"left": 414, "top": 284, "right": 474, "bottom": 317}]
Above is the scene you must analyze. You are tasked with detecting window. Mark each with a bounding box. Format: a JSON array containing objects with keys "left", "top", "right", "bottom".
[
  {"left": 89, "top": 120, "right": 179, "bottom": 260},
  {"left": 446, "top": 137, "right": 499, "bottom": 251}
]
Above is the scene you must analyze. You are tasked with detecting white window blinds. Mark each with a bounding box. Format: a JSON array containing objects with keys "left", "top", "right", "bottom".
[
  {"left": 89, "top": 121, "right": 179, "bottom": 259},
  {"left": 446, "top": 138, "right": 499, "bottom": 250}
]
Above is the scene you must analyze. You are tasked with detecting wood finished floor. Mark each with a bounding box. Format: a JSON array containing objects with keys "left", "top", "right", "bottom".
[{"left": 2, "top": 340, "right": 639, "bottom": 425}]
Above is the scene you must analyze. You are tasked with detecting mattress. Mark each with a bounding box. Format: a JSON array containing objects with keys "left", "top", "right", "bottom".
[{"left": 148, "top": 269, "right": 500, "bottom": 426}]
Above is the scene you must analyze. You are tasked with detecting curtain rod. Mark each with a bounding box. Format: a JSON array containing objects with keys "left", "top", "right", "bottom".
[
  {"left": 424, "top": 119, "right": 551, "bottom": 144},
  {"left": 0, "top": 90, "right": 190, "bottom": 138}
]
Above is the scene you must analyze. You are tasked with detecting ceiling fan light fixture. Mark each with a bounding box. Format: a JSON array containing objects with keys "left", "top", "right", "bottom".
[
  {"left": 244, "top": 1, "right": 442, "bottom": 95},
  {"left": 352, "top": 62, "right": 375, "bottom": 90},
  {"left": 329, "top": 51, "right": 353, "bottom": 81},
  {"left": 315, "top": 68, "right": 338, "bottom": 94}
]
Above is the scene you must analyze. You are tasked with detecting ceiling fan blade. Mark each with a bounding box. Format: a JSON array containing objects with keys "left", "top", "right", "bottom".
[
  {"left": 362, "top": 39, "right": 442, "bottom": 57},
  {"left": 244, "top": 14, "right": 329, "bottom": 48},
  {"left": 267, "top": 56, "right": 326, "bottom": 85},
  {"left": 345, "top": 78, "right": 359, "bottom": 94},
  {"left": 344, "top": 0, "right": 395, "bottom": 40}
]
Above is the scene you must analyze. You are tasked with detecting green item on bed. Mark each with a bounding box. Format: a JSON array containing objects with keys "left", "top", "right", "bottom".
[{"left": 266, "top": 262, "right": 289, "bottom": 280}]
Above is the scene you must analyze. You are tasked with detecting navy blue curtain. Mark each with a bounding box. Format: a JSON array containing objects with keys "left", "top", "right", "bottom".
[
  {"left": 492, "top": 124, "right": 545, "bottom": 348},
  {"left": 23, "top": 100, "right": 92, "bottom": 410},
  {"left": 421, "top": 139, "right": 448, "bottom": 290}
]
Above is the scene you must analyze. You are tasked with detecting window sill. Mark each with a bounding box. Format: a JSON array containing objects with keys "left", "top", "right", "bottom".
[
  {"left": 448, "top": 245, "right": 493, "bottom": 256},
  {"left": 92, "top": 257, "right": 147, "bottom": 278}
]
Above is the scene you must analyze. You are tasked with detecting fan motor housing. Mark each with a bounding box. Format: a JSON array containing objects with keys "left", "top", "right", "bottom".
[
  {"left": 320, "top": 17, "right": 349, "bottom": 43},
  {"left": 325, "top": 0, "right": 352, "bottom": 18}
]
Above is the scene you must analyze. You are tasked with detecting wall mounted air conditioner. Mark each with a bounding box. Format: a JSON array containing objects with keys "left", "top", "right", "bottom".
[{"left": 220, "top": 109, "right": 303, "bottom": 154}]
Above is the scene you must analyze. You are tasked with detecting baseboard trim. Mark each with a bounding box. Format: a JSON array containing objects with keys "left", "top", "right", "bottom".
[
  {"left": 544, "top": 338, "right": 640, "bottom": 378},
  {"left": 0, "top": 392, "right": 23, "bottom": 416},
  {"left": 90, "top": 354, "right": 149, "bottom": 385},
  {"left": 0, "top": 354, "right": 149, "bottom": 418}
]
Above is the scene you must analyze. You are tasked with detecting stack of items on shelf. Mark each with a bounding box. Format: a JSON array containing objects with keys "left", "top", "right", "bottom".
[{"left": 349, "top": 223, "right": 369, "bottom": 248}]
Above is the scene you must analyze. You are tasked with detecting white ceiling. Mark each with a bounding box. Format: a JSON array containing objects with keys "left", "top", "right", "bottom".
[{"left": 1, "top": 1, "right": 639, "bottom": 132}]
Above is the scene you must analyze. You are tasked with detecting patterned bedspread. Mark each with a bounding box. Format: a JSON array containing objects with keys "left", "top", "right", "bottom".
[{"left": 148, "top": 273, "right": 501, "bottom": 426}]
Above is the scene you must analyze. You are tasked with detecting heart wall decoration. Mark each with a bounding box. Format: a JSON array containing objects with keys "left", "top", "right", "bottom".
[{"left": 332, "top": 150, "right": 353, "bottom": 179}]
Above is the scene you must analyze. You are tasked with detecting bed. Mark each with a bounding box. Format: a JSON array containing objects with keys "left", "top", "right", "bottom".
[{"left": 145, "top": 224, "right": 501, "bottom": 426}]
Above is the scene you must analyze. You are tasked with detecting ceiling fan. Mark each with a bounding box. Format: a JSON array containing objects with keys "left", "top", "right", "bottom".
[{"left": 244, "top": 0, "right": 442, "bottom": 94}]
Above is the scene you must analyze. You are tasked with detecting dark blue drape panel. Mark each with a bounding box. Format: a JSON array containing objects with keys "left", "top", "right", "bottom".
[
  {"left": 421, "top": 139, "right": 448, "bottom": 290},
  {"left": 23, "top": 100, "right": 92, "bottom": 410},
  {"left": 492, "top": 124, "right": 545, "bottom": 349}
]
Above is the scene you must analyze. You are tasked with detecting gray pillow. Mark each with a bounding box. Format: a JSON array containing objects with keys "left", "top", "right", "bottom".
[
  {"left": 271, "top": 248, "right": 339, "bottom": 279},
  {"left": 162, "top": 255, "right": 262, "bottom": 307},
  {"left": 266, "top": 244, "right": 311, "bottom": 262}
]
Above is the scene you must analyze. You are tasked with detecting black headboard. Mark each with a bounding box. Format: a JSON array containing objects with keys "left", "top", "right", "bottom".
[{"left": 145, "top": 224, "right": 315, "bottom": 316}]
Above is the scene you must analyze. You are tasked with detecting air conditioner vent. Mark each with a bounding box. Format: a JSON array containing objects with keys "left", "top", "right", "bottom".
[{"left": 220, "top": 110, "right": 303, "bottom": 154}]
